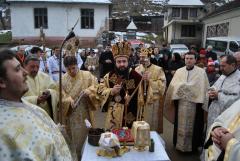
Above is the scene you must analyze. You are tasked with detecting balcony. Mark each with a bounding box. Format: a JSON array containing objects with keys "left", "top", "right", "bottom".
[{"left": 167, "top": 8, "right": 202, "bottom": 23}]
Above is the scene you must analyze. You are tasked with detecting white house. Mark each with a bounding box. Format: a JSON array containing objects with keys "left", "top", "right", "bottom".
[
  {"left": 202, "top": 0, "right": 240, "bottom": 48},
  {"left": 7, "top": 0, "right": 111, "bottom": 47},
  {"left": 163, "top": 0, "right": 206, "bottom": 46}
]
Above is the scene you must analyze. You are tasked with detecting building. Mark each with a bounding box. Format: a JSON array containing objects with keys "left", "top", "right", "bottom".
[
  {"left": 110, "top": 16, "right": 164, "bottom": 33},
  {"left": 202, "top": 0, "right": 240, "bottom": 47},
  {"left": 110, "top": 0, "right": 164, "bottom": 34},
  {"left": 7, "top": 0, "right": 111, "bottom": 47},
  {"left": 163, "top": 0, "right": 206, "bottom": 46}
]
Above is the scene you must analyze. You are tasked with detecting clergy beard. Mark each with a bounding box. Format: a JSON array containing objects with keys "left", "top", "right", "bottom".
[{"left": 115, "top": 67, "right": 129, "bottom": 79}]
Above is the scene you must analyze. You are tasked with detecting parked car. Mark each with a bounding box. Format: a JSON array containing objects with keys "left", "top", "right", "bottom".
[
  {"left": 170, "top": 44, "right": 189, "bottom": 56},
  {"left": 205, "top": 37, "right": 240, "bottom": 56}
]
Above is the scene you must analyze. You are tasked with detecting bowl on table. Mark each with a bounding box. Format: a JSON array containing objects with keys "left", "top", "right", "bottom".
[{"left": 88, "top": 128, "right": 105, "bottom": 146}]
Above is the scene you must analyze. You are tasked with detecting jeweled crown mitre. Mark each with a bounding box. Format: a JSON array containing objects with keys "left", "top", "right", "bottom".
[
  {"left": 112, "top": 41, "right": 131, "bottom": 59},
  {"left": 140, "top": 48, "right": 152, "bottom": 57}
]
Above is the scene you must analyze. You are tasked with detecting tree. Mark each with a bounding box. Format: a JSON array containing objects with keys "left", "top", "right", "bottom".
[
  {"left": 111, "top": 0, "right": 169, "bottom": 19},
  {"left": 201, "top": 0, "right": 234, "bottom": 6}
]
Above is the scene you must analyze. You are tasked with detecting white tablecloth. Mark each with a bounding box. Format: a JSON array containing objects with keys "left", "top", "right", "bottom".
[{"left": 81, "top": 131, "right": 170, "bottom": 161}]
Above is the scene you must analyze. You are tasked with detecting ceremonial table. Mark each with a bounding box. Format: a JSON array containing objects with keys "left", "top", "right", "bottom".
[{"left": 81, "top": 131, "right": 170, "bottom": 161}]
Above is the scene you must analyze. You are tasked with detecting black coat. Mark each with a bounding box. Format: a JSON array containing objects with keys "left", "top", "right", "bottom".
[
  {"left": 150, "top": 57, "right": 162, "bottom": 67},
  {"left": 99, "top": 51, "right": 114, "bottom": 78},
  {"left": 160, "top": 49, "right": 172, "bottom": 59},
  {"left": 169, "top": 60, "right": 185, "bottom": 71},
  {"left": 206, "top": 51, "right": 217, "bottom": 61},
  {"left": 207, "top": 72, "right": 220, "bottom": 86}
]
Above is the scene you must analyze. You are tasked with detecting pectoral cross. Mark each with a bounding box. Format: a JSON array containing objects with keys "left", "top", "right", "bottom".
[
  {"left": 6, "top": 126, "right": 26, "bottom": 149},
  {"left": 14, "top": 126, "right": 25, "bottom": 139}
]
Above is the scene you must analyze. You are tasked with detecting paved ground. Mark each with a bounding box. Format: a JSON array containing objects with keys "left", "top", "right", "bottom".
[{"left": 161, "top": 117, "right": 201, "bottom": 161}]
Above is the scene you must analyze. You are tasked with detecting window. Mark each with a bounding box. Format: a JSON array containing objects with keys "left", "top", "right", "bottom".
[
  {"left": 215, "top": 41, "right": 227, "bottom": 52},
  {"left": 81, "top": 9, "right": 94, "bottom": 29},
  {"left": 34, "top": 8, "right": 48, "bottom": 29},
  {"left": 229, "top": 41, "right": 239, "bottom": 52},
  {"left": 181, "top": 25, "right": 196, "bottom": 37},
  {"left": 181, "top": 8, "right": 188, "bottom": 19},
  {"left": 190, "top": 8, "right": 197, "bottom": 17},
  {"left": 206, "top": 40, "right": 227, "bottom": 52},
  {"left": 172, "top": 8, "right": 180, "bottom": 17},
  {"left": 206, "top": 40, "right": 215, "bottom": 49},
  {"left": 206, "top": 22, "right": 229, "bottom": 38}
]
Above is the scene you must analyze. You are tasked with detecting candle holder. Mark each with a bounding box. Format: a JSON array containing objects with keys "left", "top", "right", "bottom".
[{"left": 121, "top": 127, "right": 130, "bottom": 152}]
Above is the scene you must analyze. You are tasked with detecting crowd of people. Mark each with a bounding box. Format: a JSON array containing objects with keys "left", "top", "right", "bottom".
[{"left": 0, "top": 41, "right": 240, "bottom": 161}]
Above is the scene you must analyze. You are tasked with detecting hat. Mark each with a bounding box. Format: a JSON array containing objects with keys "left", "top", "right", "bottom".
[
  {"left": 208, "top": 60, "right": 215, "bottom": 66},
  {"left": 207, "top": 45, "right": 213, "bottom": 50},
  {"left": 199, "top": 49, "right": 206, "bottom": 55},
  {"left": 140, "top": 48, "right": 151, "bottom": 57},
  {"left": 97, "top": 44, "right": 103, "bottom": 48},
  {"left": 112, "top": 41, "right": 131, "bottom": 59}
]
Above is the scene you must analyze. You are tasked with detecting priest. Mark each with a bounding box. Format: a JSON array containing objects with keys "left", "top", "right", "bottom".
[
  {"left": 164, "top": 52, "right": 209, "bottom": 152},
  {"left": 207, "top": 55, "right": 240, "bottom": 130},
  {"left": 135, "top": 48, "right": 166, "bottom": 133},
  {"left": 204, "top": 98, "right": 240, "bottom": 161},
  {"left": 97, "top": 41, "right": 154, "bottom": 130},
  {"left": 0, "top": 49, "right": 72, "bottom": 160},
  {"left": 62, "top": 55, "right": 98, "bottom": 160},
  {"left": 22, "top": 54, "right": 59, "bottom": 122}
]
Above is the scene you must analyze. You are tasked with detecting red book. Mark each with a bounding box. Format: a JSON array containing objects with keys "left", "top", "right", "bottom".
[{"left": 112, "top": 128, "right": 134, "bottom": 143}]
